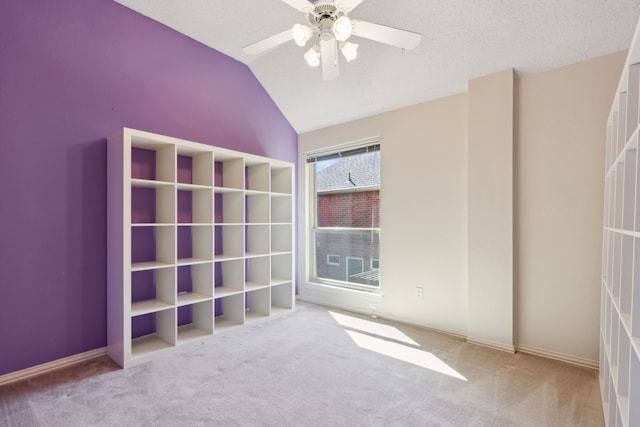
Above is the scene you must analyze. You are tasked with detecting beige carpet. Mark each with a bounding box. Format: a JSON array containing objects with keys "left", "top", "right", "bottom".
[{"left": 0, "top": 302, "right": 603, "bottom": 426}]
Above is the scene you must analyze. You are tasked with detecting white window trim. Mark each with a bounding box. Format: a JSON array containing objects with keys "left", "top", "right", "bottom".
[
  {"left": 370, "top": 259, "right": 379, "bottom": 270},
  {"left": 327, "top": 254, "right": 340, "bottom": 266},
  {"left": 297, "top": 136, "right": 383, "bottom": 316}
]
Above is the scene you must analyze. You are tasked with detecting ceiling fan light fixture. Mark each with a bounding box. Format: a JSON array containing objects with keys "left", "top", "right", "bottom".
[
  {"left": 304, "top": 45, "right": 321, "bottom": 67},
  {"left": 292, "top": 24, "right": 313, "bottom": 47},
  {"left": 332, "top": 16, "right": 352, "bottom": 42},
  {"left": 340, "top": 41, "right": 358, "bottom": 62}
]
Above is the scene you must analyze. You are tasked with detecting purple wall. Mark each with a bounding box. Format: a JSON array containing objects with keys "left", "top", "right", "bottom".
[{"left": 0, "top": 0, "right": 297, "bottom": 376}]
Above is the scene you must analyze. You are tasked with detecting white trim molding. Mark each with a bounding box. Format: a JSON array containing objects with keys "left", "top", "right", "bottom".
[
  {"left": 515, "top": 344, "right": 598, "bottom": 370},
  {"left": 0, "top": 347, "right": 107, "bottom": 387}
]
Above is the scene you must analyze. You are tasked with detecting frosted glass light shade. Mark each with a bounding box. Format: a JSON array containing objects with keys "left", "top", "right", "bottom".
[
  {"left": 304, "top": 46, "right": 321, "bottom": 67},
  {"left": 332, "top": 16, "right": 352, "bottom": 42},
  {"left": 340, "top": 41, "right": 358, "bottom": 62},
  {"left": 292, "top": 24, "right": 313, "bottom": 47}
]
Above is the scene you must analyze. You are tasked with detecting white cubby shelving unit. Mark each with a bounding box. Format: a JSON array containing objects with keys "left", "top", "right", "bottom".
[
  {"left": 108, "top": 128, "right": 295, "bottom": 368},
  {"left": 601, "top": 17, "right": 640, "bottom": 427}
]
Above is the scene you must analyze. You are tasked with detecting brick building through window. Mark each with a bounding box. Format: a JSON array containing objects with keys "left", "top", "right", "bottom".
[{"left": 314, "top": 150, "right": 380, "bottom": 287}]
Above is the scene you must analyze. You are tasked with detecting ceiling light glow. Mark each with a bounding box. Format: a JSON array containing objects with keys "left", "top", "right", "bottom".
[
  {"left": 340, "top": 41, "right": 358, "bottom": 62},
  {"left": 304, "top": 46, "right": 321, "bottom": 67},
  {"left": 292, "top": 24, "right": 313, "bottom": 47},
  {"left": 332, "top": 16, "right": 352, "bottom": 42}
]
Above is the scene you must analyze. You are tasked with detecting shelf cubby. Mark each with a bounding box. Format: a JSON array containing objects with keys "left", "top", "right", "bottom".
[
  {"left": 131, "top": 143, "right": 176, "bottom": 183},
  {"left": 271, "top": 282, "right": 294, "bottom": 313},
  {"left": 131, "top": 184, "right": 175, "bottom": 224},
  {"left": 177, "top": 300, "right": 214, "bottom": 344},
  {"left": 177, "top": 225, "right": 213, "bottom": 265},
  {"left": 176, "top": 149, "right": 214, "bottom": 187},
  {"left": 246, "top": 225, "right": 270, "bottom": 257},
  {"left": 634, "top": 239, "right": 640, "bottom": 340},
  {"left": 131, "top": 225, "right": 175, "bottom": 270},
  {"left": 131, "top": 267, "right": 175, "bottom": 316},
  {"left": 109, "top": 128, "right": 294, "bottom": 368},
  {"left": 245, "top": 287, "right": 270, "bottom": 321},
  {"left": 214, "top": 190, "right": 244, "bottom": 224},
  {"left": 245, "top": 161, "right": 270, "bottom": 192},
  {"left": 620, "top": 236, "right": 633, "bottom": 323},
  {"left": 177, "top": 188, "right": 213, "bottom": 224},
  {"left": 271, "top": 253, "right": 292, "bottom": 285},
  {"left": 619, "top": 93, "right": 628, "bottom": 154},
  {"left": 214, "top": 293, "right": 245, "bottom": 330},
  {"left": 177, "top": 263, "right": 213, "bottom": 306},
  {"left": 628, "top": 64, "right": 640, "bottom": 138},
  {"left": 214, "top": 224, "right": 244, "bottom": 260},
  {"left": 271, "top": 224, "right": 293, "bottom": 254},
  {"left": 619, "top": 330, "right": 631, "bottom": 404},
  {"left": 214, "top": 156, "right": 244, "bottom": 190},
  {"left": 214, "top": 259, "right": 244, "bottom": 297},
  {"left": 271, "top": 166, "right": 293, "bottom": 194},
  {"left": 245, "top": 256, "right": 270, "bottom": 291},
  {"left": 131, "top": 308, "right": 176, "bottom": 358},
  {"left": 623, "top": 148, "right": 637, "bottom": 231},
  {"left": 271, "top": 194, "right": 292, "bottom": 224},
  {"left": 246, "top": 193, "right": 270, "bottom": 224},
  {"left": 615, "top": 162, "right": 625, "bottom": 229},
  {"left": 630, "top": 349, "right": 640, "bottom": 426}
]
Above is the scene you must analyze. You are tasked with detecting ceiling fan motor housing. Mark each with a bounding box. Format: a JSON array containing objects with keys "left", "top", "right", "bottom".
[{"left": 308, "top": 1, "right": 341, "bottom": 25}]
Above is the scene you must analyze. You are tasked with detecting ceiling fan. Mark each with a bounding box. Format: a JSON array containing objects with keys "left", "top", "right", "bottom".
[{"left": 242, "top": 0, "right": 422, "bottom": 80}]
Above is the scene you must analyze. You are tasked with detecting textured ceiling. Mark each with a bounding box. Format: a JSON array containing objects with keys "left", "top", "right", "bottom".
[{"left": 114, "top": 0, "right": 639, "bottom": 133}]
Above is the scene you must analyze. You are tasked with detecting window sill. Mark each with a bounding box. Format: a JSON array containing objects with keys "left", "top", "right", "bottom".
[{"left": 298, "top": 281, "right": 382, "bottom": 315}]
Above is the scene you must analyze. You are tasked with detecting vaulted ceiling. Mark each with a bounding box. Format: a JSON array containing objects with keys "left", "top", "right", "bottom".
[{"left": 115, "top": 0, "right": 639, "bottom": 133}]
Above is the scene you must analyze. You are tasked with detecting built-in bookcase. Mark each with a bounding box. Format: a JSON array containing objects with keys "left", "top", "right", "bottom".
[
  {"left": 601, "top": 17, "right": 640, "bottom": 427},
  {"left": 108, "top": 128, "right": 295, "bottom": 368}
]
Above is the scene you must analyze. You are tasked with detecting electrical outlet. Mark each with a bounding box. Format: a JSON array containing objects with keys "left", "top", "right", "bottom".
[
  {"left": 415, "top": 287, "right": 424, "bottom": 300},
  {"left": 368, "top": 303, "right": 378, "bottom": 318}
]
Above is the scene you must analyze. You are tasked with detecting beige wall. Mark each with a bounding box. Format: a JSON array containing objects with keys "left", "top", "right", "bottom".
[
  {"left": 298, "top": 94, "right": 469, "bottom": 336},
  {"left": 468, "top": 69, "right": 514, "bottom": 351},
  {"left": 514, "top": 51, "right": 626, "bottom": 363},
  {"left": 298, "top": 51, "right": 625, "bottom": 364}
]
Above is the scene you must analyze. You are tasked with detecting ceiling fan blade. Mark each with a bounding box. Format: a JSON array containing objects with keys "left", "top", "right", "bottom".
[
  {"left": 320, "top": 36, "right": 339, "bottom": 80},
  {"left": 335, "top": 0, "right": 366, "bottom": 13},
  {"left": 281, "top": 0, "right": 314, "bottom": 13},
  {"left": 242, "top": 30, "right": 293, "bottom": 55},
  {"left": 351, "top": 20, "right": 422, "bottom": 50}
]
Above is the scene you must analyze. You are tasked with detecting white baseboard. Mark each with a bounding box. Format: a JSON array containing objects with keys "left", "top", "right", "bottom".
[
  {"left": 0, "top": 347, "right": 107, "bottom": 387},
  {"left": 515, "top": 344, "right": 598, "bottom": 369},
  {"left": 466, "top": 337, "right": 516, "bottom": 353}
]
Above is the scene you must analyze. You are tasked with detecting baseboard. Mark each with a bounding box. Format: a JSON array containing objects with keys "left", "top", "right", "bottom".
[
  {"left": 515, "top": 344, "right": 598, "bottom": 370},
  {"left": 466, "top": 337, "right": 516, "bottom": 353},
  {"left": 0, "top": 347, "right": 107, "bottom": 387},
  {"left": 373, "top": 311, "right": 467, "bottom": 342}
]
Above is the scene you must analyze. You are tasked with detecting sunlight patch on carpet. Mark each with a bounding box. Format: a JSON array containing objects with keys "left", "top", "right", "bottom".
[
  {"left": 328, "top": 311, "right": 467, "bottom": 381},
  {"left": 345, "top": 330, "right": 467, "bottom": 381},
  {"left": 329, "top": 311, "right": 419, "bottom": 346}
]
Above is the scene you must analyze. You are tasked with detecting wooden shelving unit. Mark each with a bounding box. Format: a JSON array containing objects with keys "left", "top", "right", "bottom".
[
  {"left": 601, "top": 17, "right": 640, "bottom": 427},
  {"left": 108, "top": 128, "right": 295, "bottom": 368}
]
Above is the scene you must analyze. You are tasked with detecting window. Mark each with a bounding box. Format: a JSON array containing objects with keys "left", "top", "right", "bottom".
[
  {"left": 346, "top": 257, "right": 364, "bottom": 281},
  {"left": 307, "top": 141, "right": 380, "bottom": 289}
]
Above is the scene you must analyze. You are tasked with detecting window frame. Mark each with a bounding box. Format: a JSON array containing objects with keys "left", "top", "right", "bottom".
[
  {"left": 306, "top": 138, "right": 381, "bottom": 292},
  {"left": 327, "top": 254, "right": 340, "bottom": 266}
]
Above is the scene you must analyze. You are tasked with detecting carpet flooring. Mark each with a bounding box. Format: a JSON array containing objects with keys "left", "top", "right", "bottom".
[{"left": 0, "top": 301, "right": 604, "bottom": 426}]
